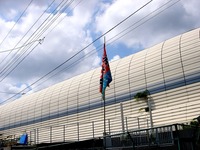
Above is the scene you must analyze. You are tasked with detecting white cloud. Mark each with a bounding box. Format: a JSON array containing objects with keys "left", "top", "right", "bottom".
[
  {"left": 0, "top": 82, "right": 28, "bottom": 102},
  {"left": 0, "top": 0, "right": 200, "bottom": 102},
  {"left": 110, "top": 55, "right": 120, "bottom": 62},
  {"left": 0, "top": 0, "right": 101, "bottom": 102},
  {"left": 95, "top": 0, "right": 200, "bottom": 48}
]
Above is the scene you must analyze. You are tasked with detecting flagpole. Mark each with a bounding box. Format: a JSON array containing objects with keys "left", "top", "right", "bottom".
[
  {"left": 103, "top": 96, "right": 106, "bottom": 149},
  {"left": 103, "top": 36, "right": 106, "bottom": 150},
  {"left": 100, "top": 36, "right": 112, "bottom": 149}
]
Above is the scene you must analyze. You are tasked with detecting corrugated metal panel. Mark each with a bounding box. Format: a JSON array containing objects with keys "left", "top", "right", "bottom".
[{"left": 0, "top": 28, "right": 200, "bottom": 143}]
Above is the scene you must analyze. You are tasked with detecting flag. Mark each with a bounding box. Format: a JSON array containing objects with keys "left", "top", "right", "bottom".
[{"left": 100, "top": 41, "right": 112, "bottom": 100}]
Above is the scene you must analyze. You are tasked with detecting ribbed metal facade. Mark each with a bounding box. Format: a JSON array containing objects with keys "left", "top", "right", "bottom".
[{"left": 0, "top": 28, "right": 200, "bottom": 143}]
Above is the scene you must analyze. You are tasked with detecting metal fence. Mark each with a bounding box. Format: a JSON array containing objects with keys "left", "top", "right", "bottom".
[
  {"left": 2, "top": 123, "right": 199, "bottom": 149},
  {"left": 105, "top": 124, "right": 175, "bottom": 149},
  {"left": 28, "top": 116, "right": 149, "bottom": 145}
]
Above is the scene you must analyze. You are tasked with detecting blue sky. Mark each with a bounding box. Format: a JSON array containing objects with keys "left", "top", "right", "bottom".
[{"left": 0, "top": 0, "right": 200, "bottom": 102}]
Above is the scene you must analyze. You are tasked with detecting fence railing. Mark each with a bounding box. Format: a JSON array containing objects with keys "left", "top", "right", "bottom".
[
  {"left": 105, "top": 123, "right": 200, "bottom": 149},
  {"left": 27, "top": 116, "right": 149, "bottom": 145},
  {"left": 105, "top": 124, "right": 176, "bottom": 149},
  {"left": 1, "top": 123, "right": 199, "bottom": 149}
]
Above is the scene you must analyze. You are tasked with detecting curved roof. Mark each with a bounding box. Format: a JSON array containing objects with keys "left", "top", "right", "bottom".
[{"left": 0, "top": 27, "right": 200, "bottom": 132}]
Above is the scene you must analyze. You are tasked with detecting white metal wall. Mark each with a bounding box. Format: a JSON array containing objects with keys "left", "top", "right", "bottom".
[{"left": 0, "top": 28, "right": 200, "bottom": 143}]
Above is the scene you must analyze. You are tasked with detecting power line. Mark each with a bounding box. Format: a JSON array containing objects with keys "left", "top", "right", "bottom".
[
  {"left": 0, "top": 39, "right": 43, "bottom": 53},
  {"left": 0, "top": 91, "right": 23, "bottom": 95},
  {"left": 1, "top": 0, "right": 179, "bottom": 103},
  {"left": 1, "top": 0, "right": 74, "bottom": 81},
  {"left": 0, "top": 0, "right": 34, "bottom": 68},
  {"left": 0, "top": 38, "right": 45, "bottom": 82},
  {"left": 108, "top": 0, "right": 181, "bottom": 45},
  {"left": 0, "top": 0, "right": 57, "bottom": 77},
  {"left": 0, "top": 0, "right": 80, "bottom": 82},
  {"left": 0, "top": 0, "right": 34, "bottom": 50},
  {"left": 4, "top": 0, "right": 181, "bottom": 103},
  {"left": 45, "top": 0, "right": 83, "bottom": 37},
  {"left": 31, "top": 0, "right": 180, "bottom": 91},
  {"left": 0, "top": 0, "right": 82, "bottom": 82},
  {"left": 0, "top": 0, "right": 153, "bottom": 104},
  {"left": 0, "top": 0, "right": 56, "bottom": 78}
]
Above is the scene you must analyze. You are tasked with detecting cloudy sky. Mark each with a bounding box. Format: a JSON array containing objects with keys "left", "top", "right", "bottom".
[{"left": 0, "top": 0, "right": 200, "bottom": 103}]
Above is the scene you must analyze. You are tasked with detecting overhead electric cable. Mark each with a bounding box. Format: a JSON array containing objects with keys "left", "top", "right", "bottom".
[
  {"left": 0, "top": 0, "right": 34, "bottom": 50},
  {"left": 0, "top": 0, "right": 153, "bottom": 104},
  {"left": 31, "top": 0, "right": 180, "bottom": 91},
  {"left": 45, "top": 0, "right": 82, "bottom": 37},
  {"left": 0, "top": 0, "right": 79, "bottom": 82},
  {"left": 0, "top": 0, "right": 63, "bottom": 80},
  {"left": 0, "top": 91, "right": 23, "bottom": 95},
  {"left": 0, "top": 39, "right": 43, "bottom": 53},
  {"left": 27, "top": 0, "right": 75, "bottom": 44},
  {"left": 0, "top": 0, "right": 56, "bottom": 75},
  {"left": 0, "top": 0, "right": 57, "bottom": 76},
  {"left": 1, "top": 0, "right": 178, "bottom": 98},
  {"left": 0, "top": 0, "right": 82, "bottom": 82},
  {"left": 2, "top": 0, "right": 189, "bottom": 105},
  {"left": 0, "top": 38, "right": 45, "bottom": 82},
  {"left": 108, "top": 0, "right": 181, "bottom": 45}
]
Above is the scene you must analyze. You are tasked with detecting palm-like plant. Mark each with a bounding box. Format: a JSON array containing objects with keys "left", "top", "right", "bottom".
[{"left": 134, "top": 90, "right": 149, "bottom": 101}]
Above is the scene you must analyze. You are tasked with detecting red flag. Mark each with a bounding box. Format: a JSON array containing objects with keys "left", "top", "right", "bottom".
[{"left": 99, "top": 42, "right": 112, "bottom": 100}]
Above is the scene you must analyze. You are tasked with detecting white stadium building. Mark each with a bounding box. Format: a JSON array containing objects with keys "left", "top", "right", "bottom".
[{"left": 0, "top": 28, "right": 200, "bottom": 144}]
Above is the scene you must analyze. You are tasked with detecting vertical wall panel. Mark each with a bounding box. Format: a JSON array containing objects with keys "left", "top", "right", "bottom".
[{"left": 0, "top": 28, "right": 200, "bottom": 143}]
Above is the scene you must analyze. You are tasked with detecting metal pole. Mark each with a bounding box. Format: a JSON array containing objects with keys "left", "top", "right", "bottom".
[
  {"left": 63, "top": 125, "right": 65, "bottom": 142},
  {"left": 77, "top": 122, "right": 79, "bottom": 141},
  {"left": 108, "top": 119, "right": 111, "bottom": 134},
  {"left": 120, "top": 102, "right": 125, "bottom": 132},
  {"left": 34, "top": 129, "right": 36, "bottom": 145},
  {"left": 103, "top": 97, "right": 106, "bottom": 149},
  {"left": 148, "top": 98, "right": 153, "bottom": 128},
  {"left": 137, "top": 117, "right": 140, "bottom": 129},
  {"left": 92, "top": 121, "right": 95, "bottom": 138},
  {"left": 103, "top": 36, "right": 107, "bottom": 148},
  {"left": 147, "top": 119, "right": 149, "bottom": 128},
  {"left": 29, "top": 131, "right": 31, "bottom": 145},
  {"left": 36, "top": 128, "right": 39, "bottom": 144},
  {"left": 125, "top": 117, "right": 128, "bottom": 131},
  {"left": 50, "top": 126, "right": 52, "bottom": 143}
]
